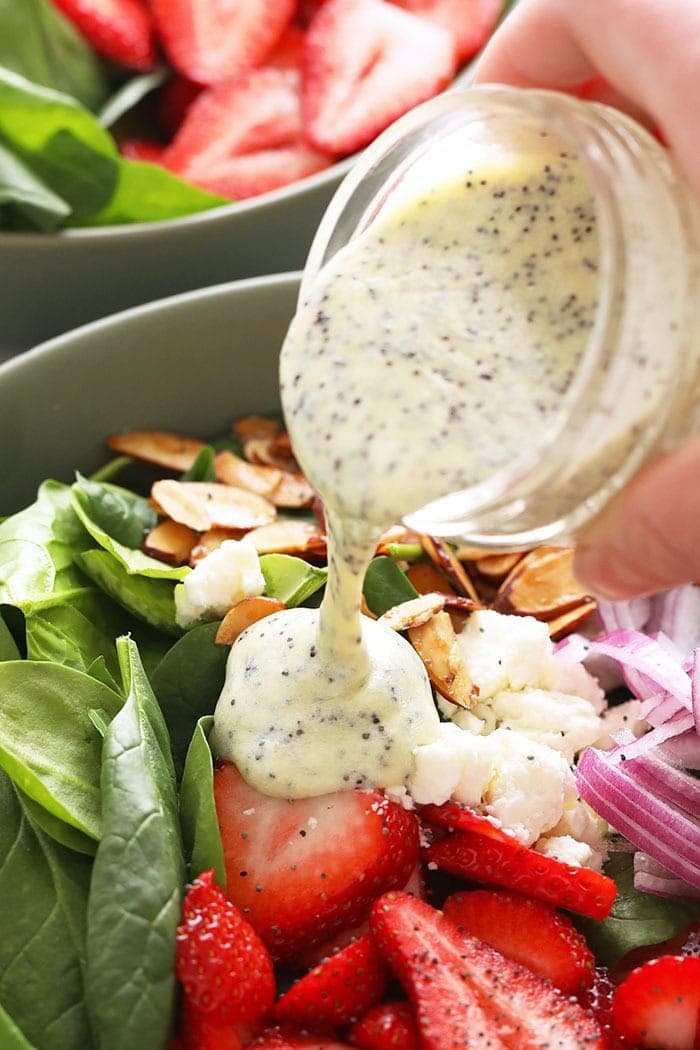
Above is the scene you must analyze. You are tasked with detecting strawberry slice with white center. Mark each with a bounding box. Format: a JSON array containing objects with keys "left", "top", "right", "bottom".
[
  {"left": 151, "top": 0, "right": 297, "bottom": 85},
  {"left": 302, "top": 0, "right": 458, "bottom": 156},
  {"left": 390, "top": 0, "right": 502, "bottom": 63},
  {"left": 612, "top": 955, "right": 700, "bottom": 1049},
  {"left": 162, "top": 68, "right": 334, "bottom": 200},
  {"left": 50, "top": 0, "right": 156, "bottom": 71},
  {"left": 213, "top": 762, "right": 420, "bottom": 962}
]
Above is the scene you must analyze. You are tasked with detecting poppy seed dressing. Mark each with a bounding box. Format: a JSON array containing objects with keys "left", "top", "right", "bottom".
[{"left": 212, "top": 136, "right": 600, "bottom": 797}]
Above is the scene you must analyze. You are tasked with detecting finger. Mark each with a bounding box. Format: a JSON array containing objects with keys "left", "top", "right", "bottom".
[
  {"left": 474, "top": 0, "right": 700, "bottom": 195},
  {"left": 573, "top": 435, "right": 700, "bottom": 599}
]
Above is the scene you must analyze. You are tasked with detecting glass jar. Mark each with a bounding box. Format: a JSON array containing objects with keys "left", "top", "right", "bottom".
[{"left": 299, "top": 87, "right": 700, "bottom": 549}]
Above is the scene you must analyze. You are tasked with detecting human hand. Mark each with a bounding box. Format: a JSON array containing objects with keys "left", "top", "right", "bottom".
[{"left": 474, "top": 0, "right": 700, "bottom": 598}]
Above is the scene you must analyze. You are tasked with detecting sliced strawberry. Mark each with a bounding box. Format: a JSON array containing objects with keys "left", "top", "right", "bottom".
[
  {"left": 253, "top": 1033, "right": 354, "bottom": 1048},
  {"left": 578, "top": 968, "right": 632, "bottom": 1050},
  {"left": 442, "top": 889, "right": 595, "bottom": 995},
  {"left": 274, "top": 934, "right": 388, "bottom": 1032},
  {"left": 214, "top": 763, "right": 420, "bottom": 961},
  {"left": 180, "top": 1002, "right": 245, "bottom": 1050},
  {"left": 297, "top": 0, "right": 332, "bottom": 28},
  {"left": 176, "top": 870, "right": 275, "bottom": 1026},
  {"left": 119, "top": 139, "right": 166, "bottom": 163},
  {"left": 302, "top": 0, "right": 457, "bottom": 156},
  {"left": 266, "top": 23, "right": 306, "bottom": 71},
  {"left": 370, "top": 892, "right": 606, "bottom": 1049},
  {"left": 348, "top": 1001, "right": 420, "bottom": 1050},
  {"left": 157, "top": 76, "right": 203, "bottom": 139},
  {"left": 50, "top": 0, "right": 155, "bottom": 70},
  {"left": 390, "top": 0, "right": 502, "bottom": 62},
  {"left": 612, "top": 955, "right": 700, "bottom": 1049},
  {"left": 151, "top": 0, "right": 296, "bottom": 85},
  {"left": 420, "top": 801, "right": 616, "bottom": 920},
  {"left": 162, "top": 68, "right": 334, "bottom": 200}
]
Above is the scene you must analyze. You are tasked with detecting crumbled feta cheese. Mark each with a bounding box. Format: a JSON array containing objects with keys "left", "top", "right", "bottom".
[
  {"left": 594, "top": 699, "right": 645, "bottom": 750},
  {"left": 475, "top": 687, "right": 603, "bottom": 764},
  {"left": 174, "top": 539, "right": 265, "bottom": 628},
  {"left": 535, "top": 834, "right": 601, "bottom": 870},
  {"left": 544, "top": 655, "right": 606, "bottom": 711},
  {"left": 455, "top": 610, "right": 552, "bottom": 700},
  {"left": 408, "top": 722, "right": 476, "bottom": 806},
  {"left": 384, "top": 784, "right": 415, "bottom": 810},
  {"left": 546, "top": 799, "right": 608, "bottom": 856}
]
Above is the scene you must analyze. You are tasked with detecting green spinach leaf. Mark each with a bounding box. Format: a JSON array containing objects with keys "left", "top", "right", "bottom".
[
  {"left": 0, "top": 138, "right": 70, "bottom": 231},
  {"left": 180, "top": 445, "right": 217, "bottom": 483},
  {"left": 16, "top": 784, "right": 97, "bottom": 856},
  {"left": 0, "top": 1001, "right": 34, "bottom": 1050},
  {"left": 0, "top": 611, "right": 20, "bottom": 660},
  {"left": 363, "top": 556, "right": 418, "bottom": 617},
  {"left": 179, "top": 716, "right": 226, "bottom": 887},
  {"left": 260, "top": 553, "right": 327, "bottom": 607},
  {"left": 0, "top": 768, "right": 93, "bottom": 1050},
  {"left": 97, "top": 68, "right": 167, "bottom": 129},
  {"left": 0, "top": 539, "right": 54, "bottom": 606},
  {"left": 76, "top": 548, "right": 181, "bottom": 635},
  {"left": 150, "top": 621, "right": 228, "bottom": 777},
  {"left": 0, "top": 660, "right": 122, "bottom": 840},
  {"left": 86, "top": 638, "right": 184, "bottom": 1050}
]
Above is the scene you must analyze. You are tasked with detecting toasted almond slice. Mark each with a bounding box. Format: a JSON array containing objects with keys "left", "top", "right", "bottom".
[
  {"left": 475, "top": 551, "right": 526, "bottom": 581},
  {"left": 152, "top": 480, "right": 276, "bottom": 532},
  {"left": 406, "top": 560, "right": 455, "bottom": 596},
  {"left": 244, "top": 435, "right": 300, "bottom": 472},
  {"left": 215, "top": 449, "right": 282, "bottom": 496},
  {"left": 547, "top": 600, "right": 597, "bottom": 641},
  {"left": 233, "top": 416, "right": 280, "bottom": 442},
  {"left": 143, "top": 519, "right": 198, "bottom": 566},
  {"left": 189, "top": 527, "right": 245, "bottom": 564},
  {"left": 492, "top": 546, "right": 590, "bottom": 621},
  {"left": 245, "top": 520, "right": 327, "bottom": 556},
  {"left": 270, "top": 471, "right": 315, "bottom": 508},
  {"left": 421, "top": 535, "right": 480, "bottom": 602},
  {"left": 407, "top": 611, "right": 476, "bottom": 709},
  {"left": 106, "top": 430, "right": 205, "bottom": 472},
  {"left": 379, "top": 593, "right": 447, "bottom": 631},
  {"left": 270, "top": 431, "right": 294, "bottom": 458},
  {"left": 216, "top": 595, "right": 286, "bottom": 645}
]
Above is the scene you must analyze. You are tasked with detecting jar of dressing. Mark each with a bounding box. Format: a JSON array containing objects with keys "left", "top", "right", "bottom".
[{"left": 297, "top": 87, "right": 700, "bottom": 550}]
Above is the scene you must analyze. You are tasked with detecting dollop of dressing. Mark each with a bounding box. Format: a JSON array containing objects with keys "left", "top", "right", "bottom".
[{"left": 212, "top": 131, "right": 600, "bottom": 798}]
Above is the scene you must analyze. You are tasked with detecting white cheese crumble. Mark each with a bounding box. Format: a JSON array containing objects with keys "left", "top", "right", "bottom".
[{"left": 174, "top": 539, "right": 265, "bottom": 628}]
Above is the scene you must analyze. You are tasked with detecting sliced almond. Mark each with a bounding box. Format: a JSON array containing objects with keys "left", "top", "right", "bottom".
[
  {"left": 189, "top": 527, "right": 245, "bottom": 564},
  {"left": 245, "top": 520, "right": 327, "bottom": 556},
  {"left": 475, "top": 551, "right": 526, "bottom": 581},
  {"left": 216, "top": 595, "right": 286, "bottom": 645},
  {"left": 215, "top": 449, "right": 282, "bottom": 497},
  {"left": 106, "top": 430, "right": 205, "bottom": 472},
  {"left": 152, "top": 480, "right": 276, "bottom": 532},
  {"left": 143, "top": 519, "right": 198, "bottom": 566},
  {"left": 421, "top": 535, "right": 480, "bottom": 602},
  {"left": 244, "top": 435, "right": 300, "bottom": 472},
  {"left": 379, "top": 593, "right": 447, "bottom": 632},
  {"left": 547, "top": 600, "right": 597, "bottom": 641},
  {"left": 407, "top": 611, "right": 476, "bottom": 709},
  {"left": 269, "top": 471, "right": 315, "bottom": 508},
  {"left": 492, "top": 546, "right": 590, "bottom": 621},
  {"left": 270, "top": 431, "right": 294, "bottom": 458},
  {"left": 406, "top": 560, "right": 455, "bottom": 596},
  {"left": 233, "top": 416, "right": 280, "bottom": 442}
]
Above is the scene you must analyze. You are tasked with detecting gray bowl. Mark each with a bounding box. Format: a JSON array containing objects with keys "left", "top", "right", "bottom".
[{"left": 0, "top": 273, "right": 300, "bottom": 515}]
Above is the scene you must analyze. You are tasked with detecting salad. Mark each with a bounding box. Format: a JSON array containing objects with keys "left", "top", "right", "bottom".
[
  {"left": 0, "top": 414, "right": 698, "bottom": 1050},
  {"left": 0, "top": 0, "right": 507, "bottom": 231}
]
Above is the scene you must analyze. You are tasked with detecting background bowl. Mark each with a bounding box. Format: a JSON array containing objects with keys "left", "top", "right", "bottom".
[{"left": 0, "top": 273, "right": 299, "bottom": 513}]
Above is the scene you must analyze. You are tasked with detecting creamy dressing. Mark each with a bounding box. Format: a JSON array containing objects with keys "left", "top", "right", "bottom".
[{"left": 212, "top": 132, "right": 600, "bottom": 797}]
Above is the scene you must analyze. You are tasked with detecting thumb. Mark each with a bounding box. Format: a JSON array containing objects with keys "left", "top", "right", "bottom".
[{"left": 573, "top": 435, "right": 700, "bottom": 599}]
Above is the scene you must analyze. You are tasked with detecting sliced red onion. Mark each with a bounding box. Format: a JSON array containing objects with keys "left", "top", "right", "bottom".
[
  {"left": 576, "top": 747, "right": 700, "bottom": 888},
  {"left": 597, "top": 597, "right": 651, "bottom": 633},
  {"left": 659, "top": 731, "right": 700, "bottom": 769},
  {"left": 640, "top": 693, "right": 685, "bottom": 727},
  {"left": 589, "top": 630, "right": 692, "bottom": 708},
  {"left": 622, "top": 751, "right": 700, "bottom": 818},
  {"left": 692, "top": 648, "right": 700, "bottom": 737},
  {"left": 634, "top": 853, "right": 700, "bottom": 899},
  {"left": 612, "top": 711, "right": 695, "bottom": 759},
  {"left": 646, "top": 585, "right": 700, "bottom": 660},
  {"left": 553, "top": 632, "right": 591, "bottom": 662}
]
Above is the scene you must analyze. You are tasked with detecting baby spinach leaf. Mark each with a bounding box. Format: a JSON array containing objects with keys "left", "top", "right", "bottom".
[
  {"left": 0, "top": 1001, "right": 34, "bottom": 1050},
  {"left": 87, "top": 155, "right": 225, "bottom": 227},
  {"left": 89, "top": 456, "right": 134, "bottom": 484},
  {"left": 86, "top": 638, "right": 184, "bottom": 1050},
  {"left": 150, "top": 621, "right": 228, "bottom": 777},
  {"left": 581, "top": 852, "right": 700, "bottom": 967},
  {"left": 97, "top": 68, "right": 167, "bottom": 129},
  {"left": 179, "top": 716, "right": 226, "bottom": 887},
  {"left": 0, "top": 0, "right": 109, "bottom": 111},
  {"left": 76, "top": 548, "right": 181, "bottom": 635},
  {"left": 0, "top": 138, "right": 71, "bottom": 231},
  {"left": 72, "top": 475, "right": 157, "bottom": 550},
  {"left": 16, "top": 784, "right": 97, "bottom": 856},
  {"left": 72, "top": 477, "right": 190, "bottom": 580},
  {"left": 363, "top": 556, "right": 418, "bottom": 617},
  {"left": 260, "top": 553, "right": 327, "bottom": 607},
  {"left": 180, "top": 445, "right": 217, "bottom": 483},
  {"left": 0, "top": 612, "right": 20, "bottom": 660},
  {"left": 0, "top": 768, "right": 93, "bottom": 1050},
  {"left": 0, "top": 660, "right": 122, "bottom": 840},
  {"left": 0, "top": 539, "right": 54, "bottom": 607}
]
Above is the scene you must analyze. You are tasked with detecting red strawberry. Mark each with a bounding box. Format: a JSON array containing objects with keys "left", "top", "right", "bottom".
[
  {"left": 420, "top": 801, "right": 616, "bottom": 920},
  {"left": 119, "top": 139, "right": 166, "bottom": 163},
  {"left": 266, "top": 24, "right": 306, "bottom": 72},
  {"left": 214, "top": 763, "right": 420, "bottom": 961},
  {"left": 175, "top": 870, "right": 275, "bottom": 1026},
  {"left": 612, "top": 955, "right": 700, "bottom": 1049},
  {"left": 151, "top": 0, "right": 296, "bottom": 85},
  {"left": 253, "top": 1034, "right": 354, "bottom": 1048},
  {"left": 349, "top": 1002, "right": 420, "bottom": 1050},
  {"left": 390, "top": 0, "right": 502, "bottom": 62},
  {"left": 370, "top": 892, "right": 606, "bottom": 1049},
  {"left": 49, "top": 0, "right": 155, "bottom": 70},
  {"left": 157, "top": 76, "right": 203, "bottom": 139},
  {"left": 297, "top": 0, "right": 332, "bottom": 28},
  {"left": 162, "top": 68, "right": 333, "bottom": 200},
  {"left": 578, "top": 968, "right": 632, "bottom": 1050},
  {"left": 274, "top": 934, "right": 388, "bottom": 1032},
  {"left": 442, "top": 889, "right": 595, "bottom": 995},
  {"left": 180, "top": 1002, "right": 245, "bottom": 1050},
  {"left": 302, "top": 0, "right": 457, "bottom": 155}
]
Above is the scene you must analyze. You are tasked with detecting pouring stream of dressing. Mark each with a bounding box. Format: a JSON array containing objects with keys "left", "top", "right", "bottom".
[{"left": 212, "top": 127, "right": 600, "bottom": 797}]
